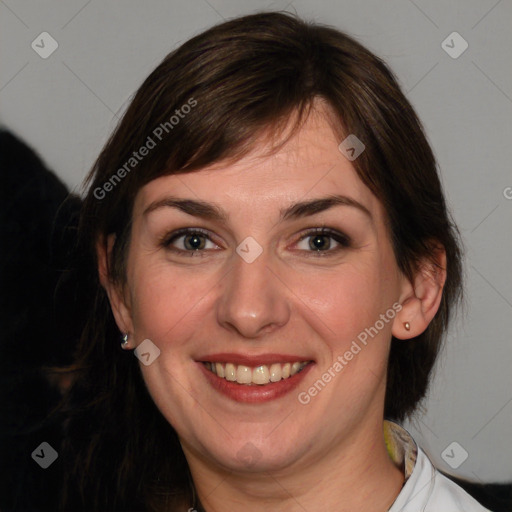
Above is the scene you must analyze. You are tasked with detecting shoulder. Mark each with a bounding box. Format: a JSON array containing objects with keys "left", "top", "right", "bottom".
[{"left": 389, "top": 445, "right": 492, "bottom": 512}]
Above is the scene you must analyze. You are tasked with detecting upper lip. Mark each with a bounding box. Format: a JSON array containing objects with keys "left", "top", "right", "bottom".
[{"left": 196, "top": 353, "right": 315, "bottom": 366}]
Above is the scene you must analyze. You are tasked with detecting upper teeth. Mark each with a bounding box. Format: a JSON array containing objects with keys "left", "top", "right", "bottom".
[{"left": 204, "top": 361, "right": 310, "bottom": 385}]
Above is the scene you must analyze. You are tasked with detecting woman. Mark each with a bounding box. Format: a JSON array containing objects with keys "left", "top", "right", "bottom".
[{"left": 56, "top": 11, "right": 490, "bottom": 512}]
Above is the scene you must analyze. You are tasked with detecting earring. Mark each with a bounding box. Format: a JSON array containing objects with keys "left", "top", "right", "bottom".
[
  {"left": 121, "top": 333, "right": 129, "bottom": 348},
  {"left": 404, "top": 322, "right": 411, "bottom": 331}
]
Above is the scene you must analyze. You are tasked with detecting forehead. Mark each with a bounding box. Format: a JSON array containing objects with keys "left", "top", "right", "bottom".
[{"left": 134, "top": 104, "right": 382, "bottom": 221}]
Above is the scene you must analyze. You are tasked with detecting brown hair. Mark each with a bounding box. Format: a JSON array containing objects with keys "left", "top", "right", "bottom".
[{"left": 54, "top": 10, "right": 463, "bottom": 511}]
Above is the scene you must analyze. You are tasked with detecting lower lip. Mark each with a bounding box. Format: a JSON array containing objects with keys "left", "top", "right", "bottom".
[{"left": 197, "top": 362, "right": 315, "bottom": 403}]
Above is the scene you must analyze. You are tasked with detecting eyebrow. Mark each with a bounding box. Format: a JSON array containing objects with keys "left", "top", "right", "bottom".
[{"left": 143, "top": 194, "right": 372, "bottom": 222}]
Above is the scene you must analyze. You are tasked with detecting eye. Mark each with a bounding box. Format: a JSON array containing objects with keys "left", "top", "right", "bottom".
[
  {"left": 294, "top": 227, "right": 351, "bottom": 256},
  {"left": 161, "top": 226, "right": 351, "bottom": 258},
  {"left": 162, "top": 228, "right": 220, "bottom": 256}
]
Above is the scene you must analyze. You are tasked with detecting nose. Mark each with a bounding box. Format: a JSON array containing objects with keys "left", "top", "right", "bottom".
[{"left": 216, "top": 243, "right": 291, "bottom": 339}]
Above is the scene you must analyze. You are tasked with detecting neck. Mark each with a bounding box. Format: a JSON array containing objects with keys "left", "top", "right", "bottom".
[{"left": 184, "top": 419, "right": 405, "bottom": 512}]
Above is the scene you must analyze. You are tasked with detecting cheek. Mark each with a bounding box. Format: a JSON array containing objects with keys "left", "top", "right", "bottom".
[
  {"left": 126, "top": 260, "right": 214, "bottom": 427},
  {"left": 303, "top": 262, "right": 391, "bottom": 340},
  {"left": 128, "top": 257, "right": 210, "bottom": 343},
  {"left": 301, "top": 259, "right": 397, "bottom": 400}
]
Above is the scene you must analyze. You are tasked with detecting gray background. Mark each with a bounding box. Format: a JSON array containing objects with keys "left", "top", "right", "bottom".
[{"left": 1, "top": 0, "right": 511, "bottom": 482}]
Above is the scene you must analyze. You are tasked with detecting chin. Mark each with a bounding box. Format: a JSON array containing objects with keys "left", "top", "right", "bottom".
[{"left": 200, "top": 435, "right": 303, "bottom": 474}]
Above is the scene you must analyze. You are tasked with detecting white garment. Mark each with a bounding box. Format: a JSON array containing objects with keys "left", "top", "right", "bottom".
[{"left": 387, "top": 423, "right": 492, "bottom": 511}]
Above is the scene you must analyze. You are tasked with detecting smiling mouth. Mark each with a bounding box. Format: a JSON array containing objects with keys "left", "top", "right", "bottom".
[{"left": 202, "top": 361, "right": 312, "bottom": 386}]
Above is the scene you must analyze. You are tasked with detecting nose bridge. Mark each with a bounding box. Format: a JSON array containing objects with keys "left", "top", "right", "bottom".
[{"left": 216, "top": 236, "right": 289, "bottom": 338}]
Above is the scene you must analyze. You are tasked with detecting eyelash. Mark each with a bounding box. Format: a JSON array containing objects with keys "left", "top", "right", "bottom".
[{"left": 161, "top": 227, "right": 351, "bottom": 258}]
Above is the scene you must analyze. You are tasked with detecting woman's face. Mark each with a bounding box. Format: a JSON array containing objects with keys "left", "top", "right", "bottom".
[{"left": 115, "top": 106, "right": 411, "bottom": 474}]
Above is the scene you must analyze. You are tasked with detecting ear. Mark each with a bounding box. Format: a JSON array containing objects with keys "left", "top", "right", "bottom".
[
  {"left": 97, "top": 234, "right": 134, "bottom": 346},
  {"left": 392, "top": 245, "right": 447, "bottom": 340}
]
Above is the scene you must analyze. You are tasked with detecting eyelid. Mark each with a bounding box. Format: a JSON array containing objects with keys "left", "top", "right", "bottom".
[
  {"left": 291, "top": 227, "right": 351, "bottom": 256},
  {"left": 161, "top": 226, "right": 352, "bottom": 256},
  {"left": 161, "top": 227, "right": 221, "bottom": 248},
  {"left": 296, "top": 226, "right": 351, "bottom": 244}
]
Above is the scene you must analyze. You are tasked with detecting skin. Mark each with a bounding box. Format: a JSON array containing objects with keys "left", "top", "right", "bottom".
[{"left": 99, "top": 102, "right": 446, "bottom": 512}]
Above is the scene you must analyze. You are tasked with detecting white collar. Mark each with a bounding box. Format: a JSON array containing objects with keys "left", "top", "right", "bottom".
[{"left": 385, "top": 421, "right": 491, "bottom": 511}]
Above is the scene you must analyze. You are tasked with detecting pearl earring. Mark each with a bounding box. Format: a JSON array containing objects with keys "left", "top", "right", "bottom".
[{"left": 404, "top": 322, "right": 411, "bottom": 331}]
